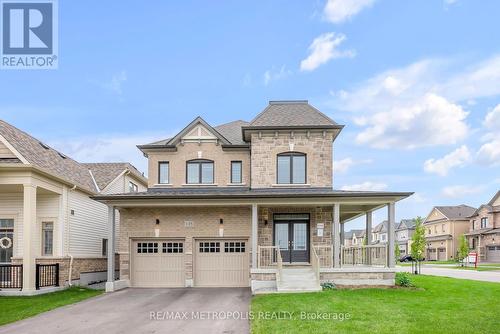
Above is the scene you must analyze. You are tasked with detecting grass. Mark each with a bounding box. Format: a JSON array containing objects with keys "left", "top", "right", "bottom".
[
  {"left": 399, "top": 260, "right": 456, "bottom": 266},
  {"left": 251, "top": 275, "right": 500, "bottom": 334},
  {"left": 0, "top": 287, "right": 102, "bottom": 326}
]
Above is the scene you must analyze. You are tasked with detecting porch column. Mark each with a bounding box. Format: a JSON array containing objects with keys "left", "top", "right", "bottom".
[
  {"left": 252, "top": 203, "right": 258, "bottom": 269},
  {"left": 333, "top": 203, "right": 340, "bottom": 268},
  {"left": 387, "top": 202, "right": 396, "bottom": 268},
  {"left": 366, "top": 211, "right": 373, "bottom": 265},
  {"left": 340, "top": 222, "right": 345, "bottom": 246},
  {"left": 22, "top": 184, "right": 37, "bottom": 292},
  {"left": 105, "top": 205, "right": 116, "bottom": 292}
]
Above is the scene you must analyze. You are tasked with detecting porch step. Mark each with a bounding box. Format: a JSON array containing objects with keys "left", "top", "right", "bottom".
[{"left": 277, "top": 267, "right": 321, "bottom": 292}]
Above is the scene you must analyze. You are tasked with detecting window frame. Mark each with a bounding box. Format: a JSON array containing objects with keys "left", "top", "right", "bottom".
[
  {"left": 102, "top": 238, "right": 108, "bottom": 257},
  {"left": 129, "top": 181, "right": 138, "bottom": 193},
  {"left": 158, "top": 161, "right": 170, "bottom": 184},
  {"left": 230, "top": 161, "right": 243, "bottom": 184},
  {"left": 41, "top": 221, "right": 54, "bottom": 256},
  {"left": 276, "top": 152, "right": 307, "bottom": 184},
  {"left": 481, "top": 217, "right": 488, "bottom": 229},
  {"left": 186, "top": 159, "right": 214, "bottom": 184}
]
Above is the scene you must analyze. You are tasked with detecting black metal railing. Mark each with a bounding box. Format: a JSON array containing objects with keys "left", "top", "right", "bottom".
[
  {"left": 0, "top": 264, "right": 23, "bottom": 290},
  {"left": 36, "top": 263, "right": 59, "bottom": 289}
]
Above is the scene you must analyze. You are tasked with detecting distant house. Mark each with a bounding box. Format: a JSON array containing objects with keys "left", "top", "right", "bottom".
[
  {"left": 372, "top": 220, "right": 393, "bottom": 244},
  {"left": 423, "top": 205, "right": 476, "bottom": 261},
  {"left": 344, "top": 229, "right": 366, "bottom": 247},
  {"left": 466, "top": 191, "right": 500, "bottom": 262},
  {"left": 395, "top": 219, "right": 416, "bottom": 257},
  {"left": 0, "top": 120, "right": 147, "bottom": 294}
]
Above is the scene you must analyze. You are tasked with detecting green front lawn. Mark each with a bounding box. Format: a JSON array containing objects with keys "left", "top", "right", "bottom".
[
  {"left": 0, "top": 287, "right": 102, "bottom": 326},
  {"left": 251, "top": 275, "right": 500, "bottom": 334},
  {"left": 399, "top": 260, "right": 456, "bottom": 266}
]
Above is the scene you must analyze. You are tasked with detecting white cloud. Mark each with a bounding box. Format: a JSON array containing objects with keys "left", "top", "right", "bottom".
[
  {"left": 300, "top": 32, "right": 355, "bottom": 72},
  {"left": 442, "top": 185, "right": 484, "bottom": 198},
  {"left": 334, "top": 157, "right": 372, "bottom": 173},
  {"left": 101, "top": 70, "right": 127, "bottom": 94},
  {"left": 48, "top": 132, "right": 171, "bottom": 175},
  {"left": 263, "top": 65, "right": 292, "bottom": 86},
  {"left": 477, "top": 139, "right": 500, "bottom": 167},
  {"left": 341, "top": 181, "right": 387, "bottom": 191},
  {"left": 355, "top": 93, "right": 469, "bottom": 149},
  {"left": 424, "top": 145, "right": 471, "bottom": 176},
  {"left": 484, "top": 104, "right": 500, "bottom": 129},
  {"left": 323, "top": 0, "right": 376, "bottom": 24}
]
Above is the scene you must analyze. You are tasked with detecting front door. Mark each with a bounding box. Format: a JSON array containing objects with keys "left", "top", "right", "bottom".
[{"left": 274, "top": 215, "right": 310, "bottom": 263}]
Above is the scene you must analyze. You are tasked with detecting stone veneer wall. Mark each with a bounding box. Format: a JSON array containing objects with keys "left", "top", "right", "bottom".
[
  {"left": 250, "top": 132, "right": 334, "bottom": 188},
  {"left": 320, "top": 271, "right": 395, "bottom": 286}
]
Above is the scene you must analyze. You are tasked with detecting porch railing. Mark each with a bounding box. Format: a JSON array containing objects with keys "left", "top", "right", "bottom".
[
  {"left": 257, "top": 246, "right": 278, "bottom": 269},
  {"left": 341, "top": 245, "right": 388, "bottom": 267},
  {"left": 0, "top": 264, "right": 23, "bottom": 290},
  {"left": 36, "top": 263, "right": 59, "bottom": 290},
  {"left": 310, "top": 242, "right": 320, "bottom": 285},
  {"left": 276, "top": 246, "right": 283, "bottom": 284},
  {"left": 313, "top": 244, "right": 333, "bottom": 268}
]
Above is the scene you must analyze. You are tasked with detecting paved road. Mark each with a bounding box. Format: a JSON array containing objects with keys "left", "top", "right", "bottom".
[
  {"left": 397, "top": 265, "right": 500, "bottom": 283},
  {"left": 0, "top": 288, "right": 251, "bottom": 334}
]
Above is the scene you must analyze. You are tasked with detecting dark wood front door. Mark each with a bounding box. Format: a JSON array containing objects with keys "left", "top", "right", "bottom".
[{"left": 274, "top": 220, "right": 310, "bottom": 263}]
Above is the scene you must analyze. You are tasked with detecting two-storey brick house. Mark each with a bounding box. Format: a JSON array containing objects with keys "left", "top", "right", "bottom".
[
  {"left": 466, "top": 191, "right": 500, "bottom": 262},
  {"left": 96, "top": 101, "right": 412, "bottom": 293}
]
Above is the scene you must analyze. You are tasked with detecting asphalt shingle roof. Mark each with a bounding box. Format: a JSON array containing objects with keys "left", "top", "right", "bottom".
[
  {"left": 248, "top": 101, "right": 339, "bottom": 127},
  {"left": 83, "top": 162, "right": 146, "bottom": 190},
  {"left": 436, "top": 205, "right": 477, "bottom": 220},
  {"left": 214, "top": 120, "right": 249, "bottom": 145}
]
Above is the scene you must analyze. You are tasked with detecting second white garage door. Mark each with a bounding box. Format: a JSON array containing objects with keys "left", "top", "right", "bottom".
[
  {"left": 131, "top": 240, "right": 185, "bottom": 287},
  {"left": 487, "top": 245, "right": 500, "bottom": 262},
  {"left": 195, "top": 240, "right": 249, "bottom": 287}
]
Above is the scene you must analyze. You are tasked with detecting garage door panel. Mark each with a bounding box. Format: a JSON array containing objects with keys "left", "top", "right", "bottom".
[
  {"left": 487, "top": 246, "right": 500, "bottom": 262},
  {"left": 132, "top": 240, "right": 185, "bottom": 288},
  {"left": 195, "top": 240, "right": 249, "bottom": 287}
]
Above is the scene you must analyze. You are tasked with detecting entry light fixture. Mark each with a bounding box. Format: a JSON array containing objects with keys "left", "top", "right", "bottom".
[
  {"left": 264, "top": 220, "right": 268, "bottom": 226},
  {"left": 220, "top": 218, "right": 224, "bottom": 225},
  {"left": 155, "top": 219, "right": 160, "bottom": 225}
]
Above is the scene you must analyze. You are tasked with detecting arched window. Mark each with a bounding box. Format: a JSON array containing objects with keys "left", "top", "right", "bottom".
[
  {"left": 277, "top": 152, "right": 306, "bottom": 184},
  {"left": 186, "top": 159, "right": 214, "bottom": 184}
]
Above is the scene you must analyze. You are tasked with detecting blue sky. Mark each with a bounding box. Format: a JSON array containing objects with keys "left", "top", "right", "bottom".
[{"left": 1, "top": 0, "right": 499, "bottom": 229}]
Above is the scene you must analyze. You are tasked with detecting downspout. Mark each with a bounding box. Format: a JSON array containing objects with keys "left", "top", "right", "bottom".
[{"left": 67, "top": 185, "right": 77, "bottom": 286}]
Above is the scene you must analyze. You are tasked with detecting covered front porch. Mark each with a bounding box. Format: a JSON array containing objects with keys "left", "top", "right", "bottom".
[{"left": 251, "top": 201, "right": 398, "bottom": 292}]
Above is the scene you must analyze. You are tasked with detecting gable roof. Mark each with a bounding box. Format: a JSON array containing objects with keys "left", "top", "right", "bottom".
[
  {"left": 0, "top": 119, "right": 97, "bottom": 192},
  {"left": 396, "top": 219, "right": 416, "bottom": 230},
  {"left": 214, "top": 120, "right": 249, "bottom": 145},
  {"left": 488, "top": 190, "right": 500, "bottom": 207},
  {"left": 435, "top": 205, "right": 477, "bottom": 220},
  {"left": 83, "top": 163, "right": 147, "bottom": 191},
  {"left": 345, "top": 229, "right": 366, "bottom": 239}
]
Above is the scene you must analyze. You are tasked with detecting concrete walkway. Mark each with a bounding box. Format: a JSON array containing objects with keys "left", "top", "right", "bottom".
[
  {"left": 0, "top": 288, "right": 251, "bottom": 334},
  {"left": 397, "top": 265, "right": 500, "bottom": 283}
]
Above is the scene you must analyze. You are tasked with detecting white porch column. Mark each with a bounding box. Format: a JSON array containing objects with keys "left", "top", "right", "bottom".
[
  {"left": 366, "top": 211, "right": 373, "bottom": 245},
  {"left": 340, "top": 222, "right": 345, "bottom": 246},
  {"left": 22, "top": 184, "right": 37, "bottom": 292},
  {"left": 333, "top": 203, "right": 340, "bottom": 268},
  {"left": 252, "top": 203, "right": 258, "bottom": 269},
  {"left": 387, "top": 202, "right": 396, "bottom": 268},
  {"left": 105, "top": 205, "right": 116, "bottom": 292}
]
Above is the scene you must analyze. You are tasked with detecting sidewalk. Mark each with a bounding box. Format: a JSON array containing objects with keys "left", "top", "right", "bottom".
[{"left": 397, "top": 266, "right": 500, "bottom": 283}]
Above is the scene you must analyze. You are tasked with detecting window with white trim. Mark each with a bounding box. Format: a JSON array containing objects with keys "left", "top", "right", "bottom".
[
  {"left": 158, "top": 162, "right": 169, "bottom": 184},
  {"left": 224, "top": 241, "right": 245, "bottom": 253},
  {"left": 163, "top": 242, "right": 183, "bottom": 253},
  {"left": 481, "top": 217, "right": 488, "bottom": 229},
  {"left": 42, "top": 222, "right": 53, "bottom": 256},
  {"left": 129, "top": 181, "right": 138, "bottom": 193},
  {"left": 137, "top": 242, "right": 158, "bottom": 253},
  {"left": 102, "top": 238, "right": 108, "bottom": 256},
  {"left": 199, "top": 242, "right": 220, "bottom": 253},
  {"left": 230, "top": 161, "right": 242, "bottom": 184}
]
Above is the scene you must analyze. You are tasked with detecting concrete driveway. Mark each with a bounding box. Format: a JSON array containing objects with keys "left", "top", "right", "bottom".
[{"left": 0, "top": 288, "right": 252, "bottom": 334}]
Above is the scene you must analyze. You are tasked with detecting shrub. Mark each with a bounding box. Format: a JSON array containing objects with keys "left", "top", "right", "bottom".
[
  {"left": 395, "top": 272, "right": 413, "bottom": 287},
  {"left": 321, "top": 282, "right": 336, "bottom": 290}
]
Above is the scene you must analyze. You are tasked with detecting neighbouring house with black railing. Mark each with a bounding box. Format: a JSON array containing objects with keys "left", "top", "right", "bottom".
[{"left": 0, "top": 120, "right": 147, "bottom": 294}]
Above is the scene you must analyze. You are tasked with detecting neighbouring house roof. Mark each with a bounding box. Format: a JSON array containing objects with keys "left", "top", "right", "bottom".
[
  {"left": 344, "top": 229, "right": 366, "bottom": 239},
  {"left": 425, "top": 235, "right": 453, "bottom": 242},
  {"left": 470, "top": 191, "right": 500, "bottom": 217},
  {"left": 0, "top": 119, "right": 147, "bottom": 194},
  {"left": 465, "top": 228, "right": 493, "bottom": 236},
  {"left": 435, "top": 205, "right": 477, "bottom": 220},
  {"left": 488, "top": 190, "right": 500, "bottom": 206},
  {"left": 247, "top": 101, "right": 340, "bottom": 128},
  {"left": 82, "top": 163, "right": 147, "bottom": 191},
  {"left": 0, "top": 119, "right": 97, "bottom": 192},
  {"left": 396, "top": 219, "right": 416, "bottom": 231}
]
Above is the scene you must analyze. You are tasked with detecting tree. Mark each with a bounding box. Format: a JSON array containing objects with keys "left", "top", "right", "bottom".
[
  {"left": 395, "top": 242, "right": 401, "bottom": 260},
  {"left": 410, "top": 216, "right": 426, "bottom": 274},
  {"left": 457, "top": 234, "right": 469, "bottom": 266}
]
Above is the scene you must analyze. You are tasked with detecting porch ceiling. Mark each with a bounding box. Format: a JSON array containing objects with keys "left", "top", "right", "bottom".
[{"left": 340, "top": 203, "right": 386, "bottom": 222}]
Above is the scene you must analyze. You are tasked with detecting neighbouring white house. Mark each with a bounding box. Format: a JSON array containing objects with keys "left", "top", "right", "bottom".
[
  {"left": 0, "top": 120, "right": 147, "bottom": 295},
  {"left": 395, "top": 219, "right": 416, "bottom": 257}
]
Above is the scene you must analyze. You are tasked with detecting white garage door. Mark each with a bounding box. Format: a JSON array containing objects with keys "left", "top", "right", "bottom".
[
  {"left": 131, "top": 240, "right": 185, "bottom": 287},
  {"left": 438, "top": 248, "right": 447, "bottom": 261},
  {"left": 487, "top": 246, "right": 500, "bottom": 262},
  {"left": 195, "top": 240, "right": 249, "bottom": 287}
]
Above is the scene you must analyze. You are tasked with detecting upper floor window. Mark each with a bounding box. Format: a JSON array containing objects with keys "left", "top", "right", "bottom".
[
  {"left": 277, "top": 152, "right": 306, "bottom": 184},
  {"left": 442, "top": 224, "right": 445, "bottom": 232},
  {"left": 129, "top": 181, "right": 138, "bottom": 193},
  {"left": 231, "top": 161, "right": 242, "bottom": 184},
  {"left": 481, "top": 217, "right": 488, "bottom": 229},
  {"left": 158, "top": 162, "right": 169, "bottom": 184},
  {"left": 187, "top": 159, "right": 214, "bottom": 184},
  {"left": 472, "top": 220, "right": 475, "bottom": 230}
]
